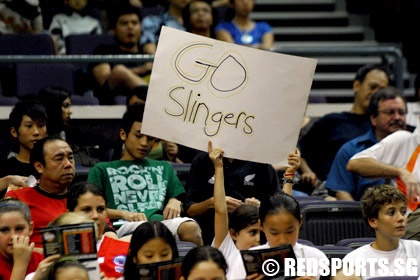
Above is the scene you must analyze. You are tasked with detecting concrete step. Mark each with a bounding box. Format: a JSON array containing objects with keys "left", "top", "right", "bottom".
[
  {"left": 254, "top": 0, "right": 336, "bottom": 12},
  {"left": 251, "top": 11, "right": 349, "bottom": 27}
]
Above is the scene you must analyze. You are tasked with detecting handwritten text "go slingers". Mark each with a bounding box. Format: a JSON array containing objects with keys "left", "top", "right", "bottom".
[{"left": 164, "top": 43, "right": 256, "bottom": 137}]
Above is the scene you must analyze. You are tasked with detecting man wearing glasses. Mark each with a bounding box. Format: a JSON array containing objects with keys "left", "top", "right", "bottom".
[{"left": 326, "top": 87, "right": 408, "bottom": 201}]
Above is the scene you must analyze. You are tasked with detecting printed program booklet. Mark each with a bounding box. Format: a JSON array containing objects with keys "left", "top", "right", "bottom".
[
  {"left": 136, "top": 258, "right": 183, "bottom": 280},
  {"left": 240, "top": 244, "right": 297, "bottom": 279},
  {"left": 41, "top": 222, "right": 100, "bottom": 279}
]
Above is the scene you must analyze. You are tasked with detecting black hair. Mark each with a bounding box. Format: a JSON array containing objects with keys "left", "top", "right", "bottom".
[
  {"left": 37, "top": 86, "right": 71, "bottom": 136},
  {"left": 67, "top": 181, "right": 106, "bottom": 211},
  {"left": 368, "top": 86, "right": 406, "bottom": 117},
  {"left": 121, "top": 103, "right": 145, "bottom": 135},
  {"left": 259, "top": 192, "right": 301, "bottom": 224},
  {"left": 30, "top": 135, "right": 67, "bottom": 166},
  {"left": 124, "top": 221, "right": 179, "bottom": 279},
  {"left": 229, "top": 204, "right": 259, "bottom": 233},
  {"left": 181, "top": 245, "right": 228, "bottom": 278},
  {"left": 108, "top": 3, "right": 142, "bottom": 29},
  {"left": 9, "top": 99, "right": 48, "bottom": 133},
  {"left": 354, "top": 64, "right": 391, "bottom": 84}
]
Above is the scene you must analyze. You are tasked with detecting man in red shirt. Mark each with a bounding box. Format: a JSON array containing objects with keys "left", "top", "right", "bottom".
[{"left": 6, "top": 136, "right": 75, "bottom": 248}]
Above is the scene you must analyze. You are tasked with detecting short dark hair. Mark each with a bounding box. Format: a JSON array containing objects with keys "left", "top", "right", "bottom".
[
  {"left": 121, "top": 103, "right": 145, "bottom": 136},
  {"left": 368, "top": 86, "right": 406, "bottom": 117},
  {"left": 9, "top": 99, "right": 48, "bottom": 132},
  {"left": 108, "top": 3, "right": 142, "bottom": 29},
  {"left": 67, "top": 181, "right": 106, "bottom": 211},
  {"left": 229, "top": 204, "right": 259, "bottom": 233},
  {"left": 30, "top": 136, "right": 67, "bottom": 166},
  {"left": 354, "top": 64, "right": 391, "bottom": 84},
  {"left": 361, "top": 184, "right": 406, "bottom": 227}
]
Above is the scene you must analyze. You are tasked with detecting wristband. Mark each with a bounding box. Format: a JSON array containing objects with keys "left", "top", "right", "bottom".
[{"left": 282, "top": 177, "right": 294, "bottom": 184}]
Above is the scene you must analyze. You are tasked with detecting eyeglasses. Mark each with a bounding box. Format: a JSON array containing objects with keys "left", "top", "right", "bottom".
[{"left": 378, "top": 109, "right": 407, "bottom": 116}]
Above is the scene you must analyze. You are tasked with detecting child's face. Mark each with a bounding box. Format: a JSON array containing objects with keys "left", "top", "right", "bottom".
[
  {"left": 55, "top": 266, "right": 89, "bottom": 280},
  {"left": 66, "top": 0, "right": 88, "bottom": 11},
  {"left": 73, "top": 192, "right": 107, "bottom": 240},
  {"left": 0, "top": 211, "right": 33, "bottom": 259},
  {"left": 12, "top": 115, "right": 47, "bottom": 152},
  {"left": 368, "top": 201, "right": 407, "bottom": 240},
  {"left": 184, "top": 260, "right": 226, "bottom": 280},
  {"left": 261, "top": 211, "right": 300, "bottom": 247},
  {"left": 134, "top": 237, "right": 173, "bottom": 264},
  {"left": 113, "top": 14, "right": 141, "bottom": 48},
  {"left": 231, "top": 222, "right": 260, "bottom": 250}
]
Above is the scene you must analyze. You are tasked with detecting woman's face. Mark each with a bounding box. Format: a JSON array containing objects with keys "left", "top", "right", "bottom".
[
  {"left": 61, "top": 97, "right": 72, "bottom": 126},
  {"left": 73, "top": 192, "right": 107, "bottom": 240},
  {"left": 134, "top": 237, "right": 173, "bottom": 264},
  {"left": 261, "top": 211, "right": 301, "bottom": 247}
]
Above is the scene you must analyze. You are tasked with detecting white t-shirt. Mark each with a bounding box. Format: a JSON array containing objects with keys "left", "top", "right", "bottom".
[
  {"left": 342, "top": 239, "right": 420, "bottom": 279},
  {"left": 351, "top": 129, "right": 420, "bottom": 187},
  {"left": 251, "top": 242, "right": 328, "bottom": 280},
  {"left": 212, "top": 234, "right": 247, "bottom": 280}
]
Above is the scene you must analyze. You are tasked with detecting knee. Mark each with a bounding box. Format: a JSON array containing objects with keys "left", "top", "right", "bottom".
[
  {"left": 110, "top": 64, "right": 130, "bottom": 79},
  {"left": 177, "top": 221, "right": 203, "bottom": 246}
]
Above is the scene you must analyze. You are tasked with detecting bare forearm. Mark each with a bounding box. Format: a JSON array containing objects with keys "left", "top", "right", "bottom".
[
  {"left": 336, "top": 191, "right": 354, "bottom": 201},
  {"left": 214, "top": 166, "right": 227, "bottom": 214},
  {"left": 186, "top": 197, "right": 214, "bottom": 217},
  {"left": 347, "top": 158, "right": 403, "bottom": 179}
]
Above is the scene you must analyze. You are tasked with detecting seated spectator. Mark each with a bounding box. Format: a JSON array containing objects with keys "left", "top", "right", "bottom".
[
  {"left": 327, "top": 87, "right": 408, "bottom": 201},
  {"left": 299, "top": 64, "right": 391, "bottom": 184},
  {"left": 184, "top": 141, "right": 280, "bottom": 245},
  {"left": 47, "top": 257, "right": 89, "bottom": 280},
  {"left": 87, "top": 103, "right": 202, "bottom": 246},
  {"left": 215, "top": 0, "right": 273, "bottom": 50},
  {"left": 333, "top": 184, "right": 420, "bottom": 279},
  {"left": 37, "top": 86, "right": 72, "bottom": 140},
  {"left": 347, "top": 118, "right": 420, "bottom": 211},
  {"left": 140, "top": 0, "right": 191, "bottom": 54},
  {"left": 123, "top": 221, "right": 179, "bottom": 279},
  {"left": 0, "top": 99, "right": 48, "bottom": 198},
  {"left": 0, "top": 198, "right": 44, "bottom": 280},
  {"left": 48, "top": 0, "right": 102, "bottom": 54},
  {"left": 0, "top": 0, "right": 43, "bottom": 34},
  {"left": 89, "top": 3, "right": 151, "bottom": 104},
  {"left": 5, "top": 136, "right": 76, "bottom": 249},
  {"left": 182, "top": 0, "right": 218, "bottom": 38}
]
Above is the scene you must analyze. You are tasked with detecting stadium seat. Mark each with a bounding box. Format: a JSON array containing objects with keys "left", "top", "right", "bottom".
[
  {"left": 335, "top": 237, "right": 375, "bottom": 249},
  {"left": 65, "top": 34, "right": 114, "bottom": 55},
  {"left": 0, "top": 33, "right": 55, "bottom": 55},
  {"left": 315, "top": 245, "right": 353, "bottom": 260},
  {"left": 15, "top": 63, "right": 75, "bottom": 97},
  {"left": 299, "top": 200, "right": 374, "bottom": 245}
]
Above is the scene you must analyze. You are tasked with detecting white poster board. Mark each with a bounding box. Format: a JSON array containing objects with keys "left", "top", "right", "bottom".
[{"left": 142, "top": 26, "right": 317, "bottom": 166}]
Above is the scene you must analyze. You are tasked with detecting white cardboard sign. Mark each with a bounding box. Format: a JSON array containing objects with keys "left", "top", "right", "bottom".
[{"left": 142, "top": 26, "right": 317, "bottom": 166}]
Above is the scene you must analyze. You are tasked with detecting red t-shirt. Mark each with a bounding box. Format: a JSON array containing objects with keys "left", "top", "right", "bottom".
[
  {"left": 6, "top": 186, "right": 67, "bottom": 248},
  {"left": 0, "top": 251, "right": 44, "bottom": 279}
]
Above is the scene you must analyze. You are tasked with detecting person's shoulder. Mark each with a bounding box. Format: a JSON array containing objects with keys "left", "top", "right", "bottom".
[
  {"left": 92, "top": 43, "right": 118, "bottom": 55},
  {"left": 296, "top": 243, "right": 328, "bottom": 259}
]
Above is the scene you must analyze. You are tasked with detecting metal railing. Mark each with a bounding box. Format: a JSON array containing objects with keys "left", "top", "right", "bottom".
[{"left": 0, "top": 45, "right": 405, "bottom": 90}]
